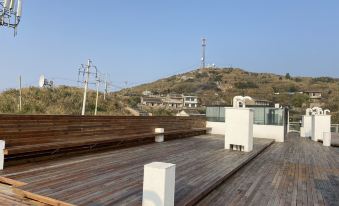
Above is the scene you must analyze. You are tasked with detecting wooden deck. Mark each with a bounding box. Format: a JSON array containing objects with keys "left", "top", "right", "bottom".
[
  {"left": 0, "top": 135, "right": 273, "bottom": 206},
  {"left": 0, "top": 183, "right": 37, "bottom": 206},
  {"left": 197, "top": 133, "right": 339, "bottom": 206}
]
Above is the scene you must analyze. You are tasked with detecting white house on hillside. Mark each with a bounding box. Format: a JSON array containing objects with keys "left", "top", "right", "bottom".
[{"left": 183, "top": 96, "right": 198, "bottom": 108}]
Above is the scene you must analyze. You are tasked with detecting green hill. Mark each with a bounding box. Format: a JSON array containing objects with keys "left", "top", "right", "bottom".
[
  {"left": 119, "top": 67, "right": 339, "bottom": 122},
  {"left": 0, "top": 68, "right": 338, "bottom": 123}
]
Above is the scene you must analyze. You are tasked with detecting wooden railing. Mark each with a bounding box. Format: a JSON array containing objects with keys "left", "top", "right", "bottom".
[{"left": 0, "top": 115, "right": 206, "bottom": 158}]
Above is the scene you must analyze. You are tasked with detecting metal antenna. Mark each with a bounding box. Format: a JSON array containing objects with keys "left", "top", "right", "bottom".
[
  {"left": 201, "top": 38, "right": 206, "bottom": 69},
  {"left": 0, "top": 0, "right": 23, "bottom": 36}
]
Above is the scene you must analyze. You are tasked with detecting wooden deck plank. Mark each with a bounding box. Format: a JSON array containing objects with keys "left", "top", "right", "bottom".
[
  {"left": 0, "top": 135, "right": 273, "bottom": 206},
  {"left": 197, "top": 133, "right": 339, "bottom": 206}
]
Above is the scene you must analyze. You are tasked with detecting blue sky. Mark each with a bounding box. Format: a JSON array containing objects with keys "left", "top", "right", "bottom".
[{"left": 1, "top": 1, "right": 339, "bottom": 91}]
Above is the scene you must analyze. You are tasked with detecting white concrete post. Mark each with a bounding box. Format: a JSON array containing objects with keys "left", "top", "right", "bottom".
[
  {"left": 323, "top": 132, "right": 331, "bottom": 147},
  {"left": 312, "top": 115, "right": 331, "bottom": 142},
  {"left": 0, "top": 140, "right": 5, "bottom": 170},
  {"left": 225, "top": 108, "right": 253, "bottom": 152},
  {"left": 301, "top": 115, "right": 312, "bottom": 138},
  {"left": 155, "top": 128, "right": 164, "bottom": 143},
  {"left": 142, "top": 162, "right": 176, "bottom": 206}
]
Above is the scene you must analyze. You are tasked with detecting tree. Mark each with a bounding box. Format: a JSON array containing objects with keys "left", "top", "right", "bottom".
[{"left": 285, "top": 73, "right": 291, "bottom": 79}]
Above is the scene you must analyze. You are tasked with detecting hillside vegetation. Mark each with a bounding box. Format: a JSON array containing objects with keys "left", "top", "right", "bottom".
[
  {"left": 0, "top": 68, "right": 338, "bottom": 123},
  {"left": 0, "top": 86, "right": 129, "bottom": 115},
  {"left": 119, "top": 67, "right": 339, "bottom": 122}
]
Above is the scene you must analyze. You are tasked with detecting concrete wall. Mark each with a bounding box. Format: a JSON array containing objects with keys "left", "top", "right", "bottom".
[
  {"left": 253, "top": 124, "right": 285, "bottom": 142},
  {"left": 301, "top": 115, "right": 312, "bottom": 137},
  {"left": 312, "top": 115, "right": 331, "bottom": 141},
  {"left": 206, "top": 121, "right": 225, "bottom": 135},
  {"left": 207, "top": 121, "right": 285, "bottom": 142}
]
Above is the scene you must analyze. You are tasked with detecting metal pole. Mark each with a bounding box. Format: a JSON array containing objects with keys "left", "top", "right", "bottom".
[
  {"left": 19, "top": 75, "right": 22, "bottom": 112},
  {"left": 95, "top": 79, "right": 100, "bottom": 116},
  {"left": 201, "top": 38, "right": 206, "bottom": 69},
  {"left": 104, "top": 74, "right": 107, "bottom": 100},
  {"left": 81, "top": 59, "right": 91, "bottom": 115}
]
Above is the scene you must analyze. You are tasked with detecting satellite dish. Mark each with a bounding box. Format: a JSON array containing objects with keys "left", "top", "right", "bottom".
[
  {"left": 39, "top": 75, "right": 45, "bottom": 88},
  {"left": 38, "top": 75, "right": 53, "bottom": 88}
]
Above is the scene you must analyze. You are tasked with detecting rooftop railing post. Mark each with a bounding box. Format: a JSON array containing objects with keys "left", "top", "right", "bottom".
[
  {"left": 0, "top": 140, "right": 5, "bottom": 170},
  {"left": 155, "top": 128, "right": 164, "bottom": 142},
  {"left": 142, "top": 162, "right": 176, "bottom": 206}
]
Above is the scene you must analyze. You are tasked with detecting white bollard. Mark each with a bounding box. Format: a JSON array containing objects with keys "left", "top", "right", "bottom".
[
  {"left": 155, "top": 128, "right": 164, "bottom": 143},
  {"left": 0, "top": 140, "right": 5, "bottom": 170},
  {"left": 142, "top": 162, "right": 176, "bottom": 206},
  {"left": 323, "top": 132, "right": 331, "bottom": 147}
]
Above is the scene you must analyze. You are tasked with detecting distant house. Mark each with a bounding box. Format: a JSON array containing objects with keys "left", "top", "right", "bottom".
[
  {"left": 304, "top": 91, "right": 322, "bottom": 99},
  {"left": 142, "top": 90, "right": 153, "bottom": 96},
  {"left": 140, "top": 97, "right": 162, "bottom": 107},
  {"left": 183, "top": 96, "right": 198, "bottom": 108},
  {"left": 161, "top": 94, "right": 183, "bottom": 108},
  {"left": 246, "top": 98, "right": 273, "bottom": 107},
  {"left": 140, "top": 93, "right": 199, "bottom": 108},
  {"left": 176, "top": 109, "right": 204, "bottom": 117},
  {"left": 162, "top": 98, "right": 183, "bottom": 108},
  {"left": 254, "top": 99, "right": 273, "bottom": 106}
]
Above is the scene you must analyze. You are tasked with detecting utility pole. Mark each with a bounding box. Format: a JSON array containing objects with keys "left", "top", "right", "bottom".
[
  {"left": 18, "top": 75, "right": 22, "bottom": 112},
  {"left": 201, "top": 38, "right": 206, "bottom": 69},
  {"left": 104, "top": 74, "right": 108, "bottom": 100},
  {"left": 79, "top": 60, "right": 101, "bottom": 116},
  {"left": 94, "top": 74, "right": 101, "bottom": 116},
  {"left": 81, "top": 59, "right": 91, "bottom": 115}
]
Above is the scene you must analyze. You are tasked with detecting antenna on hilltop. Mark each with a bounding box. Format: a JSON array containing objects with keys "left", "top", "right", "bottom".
[{"left": 201, "top": 38, "right": 206, "bottom": 69}]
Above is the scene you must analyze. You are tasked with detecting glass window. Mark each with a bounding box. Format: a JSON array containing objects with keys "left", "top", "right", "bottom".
[
  {"left": 206, "top": 107, "right": 225, "bottom": 122},
  {"left": 253, "top": 107, "right": 265, "bottom": 125},
  {"left": 206, "top": 106, "right": 284, "bottom": 125},
  {"left": 252, "top": 107, "right": 284, "bottom": 125}
]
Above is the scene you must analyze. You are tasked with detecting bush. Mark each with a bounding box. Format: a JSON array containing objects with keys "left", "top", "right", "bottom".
[
  {"left": 285, "top": 73, "right": 291, "bottom": 79},
  {"left": 234, "top": 81, "right": 258, "bottom": 89},
  {"left": 288, "top": 86, "right": 298, "bottom": 92},
  {"left": 291, "top": 94, "right": 309, "bottom": 107},
  {"left": 311, "top": 77, "right": 336, "bottom": 83},
  {"left": 210, "top": 74, "right": 223, "bottom": 82},
  {"left": 294, "top": 78, "right": 302, "bottom": 82},
  {"left": 195, "top": 72, "right": 209, "bottom": 78},
  {"left": 0, "top": 86, "right": 128, "bottom": 115}
]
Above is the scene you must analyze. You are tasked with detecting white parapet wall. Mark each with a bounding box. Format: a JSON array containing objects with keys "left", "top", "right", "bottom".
[
  {"left": 253, "top": 124, "right": 285, "bottom": 142},
  {"left": 301, "top": 115, "right": 312, "bottom": 138},
  {"left": 142, "top": 162, "right": 176, "bottom": 206},
  {"left": 207, "top": 121, "right": 285, "bottom": 142},
  {"left": 312, "top": 115, "right": 331, "bottom": 142},
  {"left": 323, "top": 132, "right": 331, "bottom": 146},
  {"left": 0, "top": 140, "right": 5, "bottom": 170},
  {"left": 206, "top": 121, "right": 225, "bottom": 135},
  {"left": 225, "top": 108, "right": 253, "bottom": 152}
]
